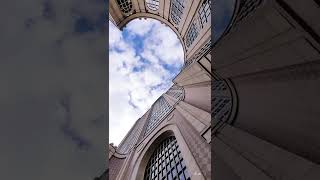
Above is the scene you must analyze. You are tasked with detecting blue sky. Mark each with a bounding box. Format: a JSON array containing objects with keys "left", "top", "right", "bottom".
[{"left": 109, "top": 19, "right": 184, "bottom": 146}]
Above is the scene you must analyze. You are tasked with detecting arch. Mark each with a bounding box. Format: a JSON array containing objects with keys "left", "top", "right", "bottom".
[
  {"left": 117, "top": 13, "right": 187, "bottom": 63},
  {"left": 130, "top": 124, "right": 205, "bottom": 179}
]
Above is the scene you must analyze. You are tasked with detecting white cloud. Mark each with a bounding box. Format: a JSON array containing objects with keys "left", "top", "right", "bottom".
[
  {"left": 125, "top": 18, "right": 157, "bottom": 36},
  {"left": 109, "top": 19, "right": 183, "bottom": 146}
]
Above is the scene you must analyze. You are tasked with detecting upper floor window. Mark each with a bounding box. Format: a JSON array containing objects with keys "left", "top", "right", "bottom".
[
  {"left": 146, "top": 0, "right": 160, "bottom": 11},
  {"left": 144, "top": 136, "right": 191, "bottom": 180},
  {"left": 117, "top": 0, "right": 133, "bottom": 14},
  {"left": 170, "top": 0, "right": 185, "bottom": 25},
  {"left": 185, "top": 20, "right": 199, "bottom": 47},
  {"left": 198, "top": 0, "right": 211, "bottom": 28}
]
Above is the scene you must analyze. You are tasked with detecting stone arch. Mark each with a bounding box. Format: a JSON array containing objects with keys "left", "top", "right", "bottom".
[
  {"left": 117, "top": 13, "right": 187, "bottom": 63},
  {"left": 130, "top": 124, "right": 204, "bottom": 179}
]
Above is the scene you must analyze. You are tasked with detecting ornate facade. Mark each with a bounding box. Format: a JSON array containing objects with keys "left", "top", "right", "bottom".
[
  {"left": 108, "top": 0, "right": 320, "bottom": 180},
  {"left": 109, "top": 0, "right": 212, "bottom": 179}
]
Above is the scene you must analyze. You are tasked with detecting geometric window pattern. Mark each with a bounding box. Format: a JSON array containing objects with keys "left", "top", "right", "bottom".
[
  {"left": 166, "top": 85, "right": 184, "bottom": 102},
  {"left": 117, "top": 119, "right": 144, "bottom": 154},
  {"left": 116, "top": 0, "right": 133, "bottom": 14},
  {"left": 144, "top": 136, "right": 191, "bottom": 180},
  {"left": 144, "top": 97, "right": 173, "bottom": 136},
  {"left": 212, "top": 80, "right": 232, "bottom": 126},
  {"left": 146, "top": 0, "right": 160, "bottom": 11},
  {"left": 170, "top": 0, "right": 185, "bottom": 25},
  {"left": 185, "top": 19, "right": 200, "bottom": 47},
  {"left": 198, "top": 0, "right": 211, "bottom": 28},
  {"left": 183, "top": 39, "right": 211, "bottom": 68}
]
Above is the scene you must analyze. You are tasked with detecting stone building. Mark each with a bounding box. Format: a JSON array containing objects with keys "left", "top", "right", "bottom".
[
  {"left": 108, "top": 0, "right": 320, "bottom": 180},
  {"left": 211, "top": 0, "right": 320, "bottom": 179},
  {"left": 109, "top": 0, "right": 212, "bottom": 179}
]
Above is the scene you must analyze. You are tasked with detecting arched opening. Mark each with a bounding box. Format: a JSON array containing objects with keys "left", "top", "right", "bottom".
[
  {"left": 109, "top": 18, "right": 185, "bottom": 147},
  {"left": 131, "top": 125, "right": 204, "bottom": 180},
  {"left": 144, "top": 136, "right": 191, "bottom": 180},
  {"left": 117, "top": 13, "right": 187, "bottom": 62}
]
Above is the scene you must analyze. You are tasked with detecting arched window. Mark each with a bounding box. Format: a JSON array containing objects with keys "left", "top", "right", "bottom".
[
  {"left": 170, "top": 0, "right": 185, "bottom": 25},
  {"left": 116, "top": 0, "right": 133, "bottom": 14},
  {"left": 144, "top": 136, "right": 191, "bottom": 180},
  {"left": 146, "top": 0, "right": 160, "bottom": 11},
  {"left": 198, "top": 0, "right": 211, "bottom": 28}
]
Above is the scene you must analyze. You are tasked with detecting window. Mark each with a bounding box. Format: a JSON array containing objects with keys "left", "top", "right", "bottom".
[
  {"left": 170, "top": 0, "right": 185, "bottom": 25},
  {"left": 198, "top": 0, "right": 211, "bottom": 28},
  {"left": 166, "top": 85, "right": 184, "bottom": 101},
  {"left": 144, "top": 136, "right": 191, "bottom": 180},
  {"left": 185, "top": 20, "right": 199, "bottom": 47},
  {"left": 144, "top": 97, "right": 174, "bottom": 136},
  {"left": 146, "top": 0, "right": 160, "bottom": 11},
  {"left": 117, "top": 0, "right": 133, "bottom": 14}
]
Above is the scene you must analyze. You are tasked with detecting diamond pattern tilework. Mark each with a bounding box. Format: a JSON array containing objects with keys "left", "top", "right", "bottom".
[{"left": 176, "top": 112, "right": 211, "bottom": 179}]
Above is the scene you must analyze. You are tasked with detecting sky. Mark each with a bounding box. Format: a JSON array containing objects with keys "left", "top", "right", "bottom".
[
  {"left": 1, "top": 0, "right": 107, "bottom": 179},
  {"left": 109, "top": 19, "right": 184, "bottom": 146},
  {"left": 213, "top": 0, "right": 236, "bottom": 43}
]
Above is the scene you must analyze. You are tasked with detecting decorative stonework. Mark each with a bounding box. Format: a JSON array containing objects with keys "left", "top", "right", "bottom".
[
  {"left": 184, "top": 39, "right": 211, "bottom": 69},
  {"left": 166, "top": 85, "right": 185, "bottom": 102}
]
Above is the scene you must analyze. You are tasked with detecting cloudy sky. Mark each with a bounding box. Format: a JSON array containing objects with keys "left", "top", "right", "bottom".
[
  {"left": 109, "top": 19, "right": 184, "bottom": 146},
  {"left": 1, "top": 0, "right": 107, "bottom": 179}
]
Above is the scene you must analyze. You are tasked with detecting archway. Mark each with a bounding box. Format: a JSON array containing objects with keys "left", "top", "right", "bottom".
[
  {"left": 109, "top": 18, "right": 185, "bottom": 149},
  {"left": 130, "top": 124, "right": 205, "bottom": 180}
]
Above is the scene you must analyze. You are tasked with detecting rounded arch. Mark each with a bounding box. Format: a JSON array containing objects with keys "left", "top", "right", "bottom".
[
  {"left": 117, "top": 13, "right": 187, "bottom": 63},
  {"left": 130, "top": 124, "right": 205, "bottom": 179}
]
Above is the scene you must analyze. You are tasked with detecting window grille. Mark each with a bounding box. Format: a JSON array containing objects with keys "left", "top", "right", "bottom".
[
  {"left": 198, "top": 0, "right": 211, "bottom": 28},
  {"left": 185, "top": 20, "right": 199, "bottom": 47},
  {"left": 117, "top": 0, "right": 133, "bottom": 14},
  {"left": 170, "top": 0, "right": 185, "bottom": 25},
  {"left": 144, "top": 97, "right": 173, "bottom": 136},
  {"left": 144, "top": 136, "right": 191, "bottom": 180},
  {"left": 146, "top": 0, "right": 160, "bottom": 11}
]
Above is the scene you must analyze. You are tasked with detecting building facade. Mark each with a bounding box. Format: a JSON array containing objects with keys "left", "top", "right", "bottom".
[
  {"left": 108, "top": 0, "right": 320, "bottom": 180},
  {"left": 211, "top": 0, "right": 320, "bottom": 179},
  {"left": 109, "top": 0, "right": 212, "bottom": 179}
]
